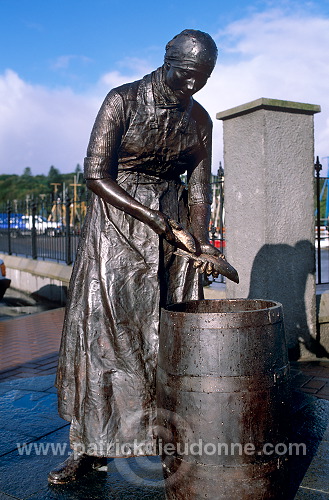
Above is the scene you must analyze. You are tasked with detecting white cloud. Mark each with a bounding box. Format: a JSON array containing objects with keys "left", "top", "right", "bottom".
[
  {"left": 1, "top": 8, "right": 329, "bottom": 176},
  {"left": 117, "top": 57, "right": 154, "bottom": 76},
  {"left": 0, "top": 70, "right": 100, "bottom": 175},
  {"left": 51, "top": 55, "right": 92, "bottom": 71},
  {"left": 0, "top": 64, "right": 148, "bottom": 175},
  {"left": 96, "top": 59, "right": 153, "bottom": 93}
]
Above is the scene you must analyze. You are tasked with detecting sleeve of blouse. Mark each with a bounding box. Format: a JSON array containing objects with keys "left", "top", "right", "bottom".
[
  {"left": 187, "top": 109, "right": 213, "bottom": 206},
  {"left": 84, "top": 90, "right": 125, "bottom": 180}
]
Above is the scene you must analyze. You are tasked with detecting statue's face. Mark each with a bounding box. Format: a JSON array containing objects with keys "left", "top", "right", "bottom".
[{"left": 164, "top": 62, "right": 209, "bottom": 101}]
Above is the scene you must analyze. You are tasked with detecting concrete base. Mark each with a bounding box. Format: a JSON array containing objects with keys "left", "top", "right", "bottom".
[{"left": 0, "top": 253, "right": 71, "bottom": 305}]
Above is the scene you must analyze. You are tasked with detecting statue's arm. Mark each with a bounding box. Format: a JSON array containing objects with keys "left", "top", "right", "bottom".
[
  {"left": 84, "top": 89, "right": 176, "bottom": 245},
  {"left": 86, "top": 177, "right": 175, "bottom": 240},
  {"left": 187, "top": 111, "right": 228, "bottom": 276},
  {"left": 187, "top": 110, "right": 213, "bottom": 248}
]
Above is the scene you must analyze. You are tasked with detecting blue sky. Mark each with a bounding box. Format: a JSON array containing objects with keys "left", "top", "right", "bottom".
[
  {"left": 0, "top": 0, "right": 269, "bottom": 90},
  {"left": 1, "top": 0, "right": 329, "bottom": 175}
]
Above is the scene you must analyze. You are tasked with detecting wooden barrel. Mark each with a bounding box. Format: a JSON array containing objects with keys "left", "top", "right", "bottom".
[{"left": 156, "top": 299, "right": 290, "bottom": 500}]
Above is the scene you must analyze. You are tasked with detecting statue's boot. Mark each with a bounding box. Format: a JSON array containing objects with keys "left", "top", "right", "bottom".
[{"left": 48, "top": 453, "right": 107, "bottom": 484}]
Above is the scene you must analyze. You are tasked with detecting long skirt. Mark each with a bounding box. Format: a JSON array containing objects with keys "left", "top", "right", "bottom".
[{"left": 56, "top": 172, "right": 202, "bottom": 457}]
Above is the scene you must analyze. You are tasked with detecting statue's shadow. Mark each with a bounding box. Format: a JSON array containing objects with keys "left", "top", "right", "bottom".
[
  {"left": 248, "top": 240, "right": 329, "bottom": 360},
  {"left": 248, "top": 241, "right": 329, "bottom": 498}
]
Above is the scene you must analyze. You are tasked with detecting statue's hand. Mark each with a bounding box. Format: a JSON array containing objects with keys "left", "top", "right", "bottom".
[
  {"left": 147, "top": 211, "right": 196, "bottom": 253},
  {"left": 192, "top": 242, "right": 224, "bottom": 277},
  {"left": 167, "top": 218, "right": 196, "bottom": 253},
  {"left": 147, "top": 210, "right": 175, "bottom": 241},
  {"left": 199, "top": 242, "right": 222, "bottom": 258},
  {"left": 174, "top": 245, "right": 239, "bottom": 283}
]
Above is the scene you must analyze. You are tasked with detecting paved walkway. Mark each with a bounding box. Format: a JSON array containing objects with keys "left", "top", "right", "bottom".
[
  {"left": 0, "top": 308, "right": 328, "bottom": 499},
  {"left": 0, "top": 308, "right": 64, "bottom": 381}
]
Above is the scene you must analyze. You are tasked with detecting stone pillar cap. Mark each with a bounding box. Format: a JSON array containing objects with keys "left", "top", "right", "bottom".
[{"left": 216, "top": 97, "right": 321, "bottom": 121}]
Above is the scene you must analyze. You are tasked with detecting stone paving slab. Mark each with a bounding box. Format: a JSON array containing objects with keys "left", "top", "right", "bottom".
[
  {"left": 286, "top": 391, "right": 329, "bottom": 498},
  {"left": 0, "top": 353, "right": 59, "bottom": 383},
  {"left": 299, "top": 440, "right": 329, "bottom": 493},
  {"left": 0, "top": 388, "right": 67, "bottom": 444},
  {"left": 290, "top": 361, "right": 329, "bottom": 401},
  {"left": 0, "top": 493, "right": 20, "bottom": 500},
  {"left": 0, "top": 401, "right": 165, "bottom": 500},
  {"left": 0, "top": 309, "right": 64, "bottom": 372},
  {"left": 294, "top": 489, "right": 329, "bottom": 499}
]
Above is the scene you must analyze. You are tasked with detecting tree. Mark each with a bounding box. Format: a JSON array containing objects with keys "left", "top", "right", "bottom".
[
  {"left": 48, "top": 165, "right": 61, "bottom": 181},
  {"left": 75, "top": 163, "right": 82, "bottom": 175},
  {"left": 22, "top": 167, "right": 32, "bottom": 177}
]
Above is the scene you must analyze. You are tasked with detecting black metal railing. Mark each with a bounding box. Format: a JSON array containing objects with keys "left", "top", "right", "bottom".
[
  {"left": 314, "top": 157, "right": 329, "bottom": 285},
  {"left": 0, "top": 191, "right": 88, "bottom": 265}
]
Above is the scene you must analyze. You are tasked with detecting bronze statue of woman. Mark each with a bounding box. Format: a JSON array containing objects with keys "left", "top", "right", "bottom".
[{"left": 49, "top": 29, "right": 228, "bottom": 484}]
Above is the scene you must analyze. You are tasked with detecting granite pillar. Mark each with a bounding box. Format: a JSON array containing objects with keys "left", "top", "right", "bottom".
[{"left": 216, "top": 98, "right": 321, "bottom": 359}]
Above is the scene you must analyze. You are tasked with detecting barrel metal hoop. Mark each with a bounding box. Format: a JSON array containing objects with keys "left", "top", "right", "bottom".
[
  {"left": 162, "top": 303, "right": 283, "bottom": 330},
  {"left": 157, "top": 365, "right": 290, "bottom": 393},
  {"left": 170, "top": 454, "right": 285, "bottom": 477}
]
